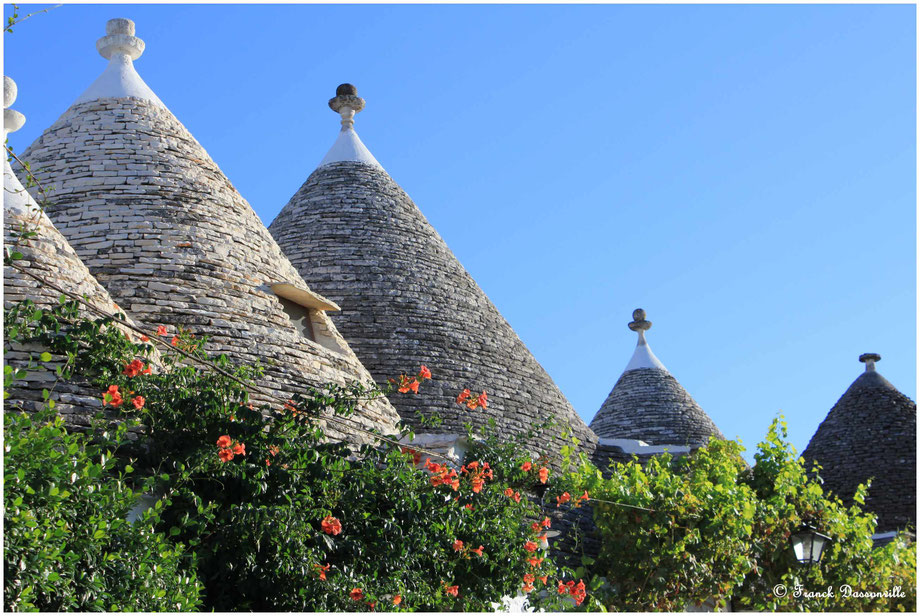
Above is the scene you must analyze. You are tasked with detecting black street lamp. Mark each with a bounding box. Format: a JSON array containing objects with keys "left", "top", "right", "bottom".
[{"left": 791, "top": 524, "right": 832, "bottom": 566}]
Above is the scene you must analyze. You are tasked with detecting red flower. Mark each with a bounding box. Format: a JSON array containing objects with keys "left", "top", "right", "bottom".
[
  {"left": 216, "top": 435, "right": 232, "bottom": 448},
  {"left": 444, "top": 585, "right": 459, "bottom": 597},
  {"left": 321, "top": 516, "right": 342, "bottom": 535},
  {"left": 132, "top": 395, "right": 145, "bottom": 410},
  {"left": 419, "top": 365, "right": 431, "bottom": 380},
  {"left": 541, "top": 517, "right": 552, "bottom": 528},
  {"left": 170, "top": 336, "right": 179, "bottom": 346},
  {"left": 456, "top": 389, "right": 471, "bottom": 404},
  {"left": 531, "top": 522, "right": 541, "bottom": 532},
  {"left": 142, "top": 364, "right": 152, "bottom": 374},
  {"left": 218, "top": 448, "right": 234, "bottom": 462},
  {"left": 367, "top": 601, "right": 376, "bottom": 610},
  {"left": 464, "top": 503, "right": 473, "bottom": 510},
  {"left": 557, "top": 581, "right": 566, "bottom": 595},
  {"left": 392, "top": 595, "right": 402, "bottom": 606},
  {"left": 471, "top": 545, "right": 484, "bottom": 557},
  {"left": 523, "top": 541, "right": 538, "bottom": 553},
  {"left": 232, "top": 442, "right": 246, "bottom": 456},
  {"left": 538, "top": 467, "right": 549, "bottom": 484},
  {"left": 350, "top": 588, "right": 363, "bottom": 601},
  {"left": 520, "top": 461, "right": 532, "bottom": 472},
  {"left": 452, "top": 539, "right": 464, "bottom": 552},
  {"left": 504, "top": 487, "right": 514, "bottom": 497},
  {"left": 156, "top": 325, "right": 167, "bottom": 336},
  {"left": 556, "top": 492, "right": 571, "bottom": 505},
  {"left": 123, "top": 359, "right": 144, "bottom": 377}
]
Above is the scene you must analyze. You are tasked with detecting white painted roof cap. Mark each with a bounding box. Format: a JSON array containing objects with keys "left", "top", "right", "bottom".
[
  {"left": 623, "top": 308, "right": 668, "bottom": 372},
  {"left": 73, "top": 18, "right": 164, "bottom": 107},
  {"left": 4, "top": 76, "right": 50, "bottom": 222},
  {"left": 318, "top": 84, "right": 383, "bottom": 170}
]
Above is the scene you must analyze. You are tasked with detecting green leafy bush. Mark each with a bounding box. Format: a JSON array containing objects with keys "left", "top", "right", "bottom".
[
  {"left": 4, "top": 300, "right": 580, "bottom": 611},
  {"left": 3, "top": 404, "right": 201, "bottom": 611},
  {"left": 571, "top": 419, "right": 916, "bottom": 611}
]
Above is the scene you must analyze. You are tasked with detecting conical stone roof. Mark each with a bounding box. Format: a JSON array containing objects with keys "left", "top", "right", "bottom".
[
  {"left": 590, "top": 309, "right": 723, "bottom": 447},
  {"left": 269, "top": 85, "right": 597, "bottom": 460},
  {"left": 4, "top": 75, "right": 144, "bottom": 427},
  {"left": 802, "top": 354, "right": 916, "bottom": 533},
  {"left": 18, "top": 20, "right": 400, "bottom": 441}
]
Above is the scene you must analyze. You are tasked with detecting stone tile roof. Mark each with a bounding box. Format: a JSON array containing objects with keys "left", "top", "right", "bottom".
[
  {"left": 803, "top": 355, "right": 916, "bottom": 533},
  {"left": 4, "top": 75, "right": 143, "bottom": 427},
  {"left": 16, "top": 21, "right": 400, "bottom": 443},
  {"left": 269, "top": 86, "right": 597, "bottom": 463},
  {"left": 589, "top": 310, "right": 724, "bottom": 447}
]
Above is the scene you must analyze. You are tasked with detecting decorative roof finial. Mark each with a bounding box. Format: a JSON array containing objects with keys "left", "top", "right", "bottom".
[
  {"left": 97, "top": 18, "right": 145, "bottom": 60},
  {"left": 328, "top": 83, "right": 366, "bottom": 131},
  {"left": 859, "top": 353, "right": 881, "bottom": 372},
  {"left": 4, "top": 76, "right": 25, "bottom": 137},
  {"left": 628, "top": 308, "right": 652, "bottom": 332}
]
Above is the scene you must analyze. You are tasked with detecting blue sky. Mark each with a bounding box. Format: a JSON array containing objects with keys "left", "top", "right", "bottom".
[{"left": 4, "top": 3, "right": 916, "bottom": 461}]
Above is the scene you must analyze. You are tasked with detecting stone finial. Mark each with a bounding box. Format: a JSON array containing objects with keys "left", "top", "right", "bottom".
[
  {"left": 628, "top": 308, "right": 652, "bottom": 332},
  {"left": 859, "top": 353, "right": 881, "bottom": 372},
  {"left": 96, "top": 18, "right": 145, "bottom": 60},
  {"left": 4, "top": 76, "right": 25, "bottom": 135},
  {"left": 328, "top": 83, "right": 366, "bottom": 130}
]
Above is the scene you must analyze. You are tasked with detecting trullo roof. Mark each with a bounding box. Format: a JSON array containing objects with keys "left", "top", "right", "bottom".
[
  {"left": 4, "top": 75, "right": 145, "bottom": 427},
  {"left": 802, "top": 353, "right": 916, "bottom": 533},
  {"left": 589, "top": 309, "right": 723, "bottom": 447},
  {"left": 17, "top": 20, "right": 400, "bottom": 441},
  {"left": 269, "top": 84, "right": 597, "bottom": 460}
]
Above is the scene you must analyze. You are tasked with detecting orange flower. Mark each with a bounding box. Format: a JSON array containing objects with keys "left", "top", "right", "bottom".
[
  {"left": 367, "top": 601, "right": 376, "bottom": 610},
  {"left": 232, "top": 442, "right": 246, "bottom": 456},
  {"left": 103, "top": 385, "right": 123, "bottom": 406},
  {"left": 471, "top": 545, "right": 484, "bottom": 557},
  {"left": 216, "top": 435, "right": 232, "bottom": 448},
  {"left": 527, "top": 556, "right": 544, "bottom": 567},
  {"left": 523, "top": 574, "right": 535, "bottom": 584},
  {"left": 140, "top": 334, "right": 149, "bottom": 342},
  {"left": 541, "top": 517, "right": 552, "bottom": 528},
  {"left": 142, "top": 364, "right": 152, "bottom": 374},
  {"left": 392, "top": 595, "right": 402, "bottom": 606},
  {"left": 452, "top": 539, "right": 464, "bottom": 552},
  {"left": 408, "top": 379, "right": 419, "bottom": 394},
  {"left": 471, "top": 477, "right": 484, "bottom": 493},
  {"left": 521, "top": 461, "right": 532, "bottom": 472},
  {"left": 269, "top": 445, "right": 280, "bottom": 456},
  {"left": 504, "top": 487, "right": 514, "bottom": 497},
  {"left": 538, "top": 575, "right": 548, "bottom": 585},
  {"left": 538, "top": 467, "right": 549, "bottom": 484},
  {"left": 444, "top": 584, "right": 459, "bottom": 597},
  {"left": 132, "top": 395, "right": 145, "bottom": 410},
  {"left": 314, "top": 562, "right": 330, "bottom": 581},
  {"left": 557, "top": 581, "right": 566, "bottom": 594},
  {"left": 156, "top": 325, "right": 167, "bottom": 336},
  {"left": 476, "top": 391, "right": 488, "bottom": 409},
  {"left": 123, "top": 359, "right": 144, "bottom": 377},
  {"left": 419, "top": 365, "right": 431, "bottom": 380},
  {"left": 464, "top": 503, "right": 473, "bottom": 510},
  {"left": 170, "top": 336, "right": 180, "bottom": 346},
  {"left": 218, "top": 448, "right": 234, "bottom": 462},
  {"left": 531, "top": 522, "right": 541, "bottom": 532},
  {"left": 523, "top": 541, "right": 538, "bottom": 553},
  {"left": 513, "top": 491, "right": 521, "bottom": 503},
  {"left": 521, "top": 583, "right": 534, "bottom": 593},
  {"left": 321, "top": 515, "right": 342, "bottom": 535},
  {"left": 556, "top": 492, "right": 571, "bottom": 505},
  {"left": 456, "top": 389, "right": 471, "bottom": 404},
  {"left": 350, "top": 588, "right": 363, "bottom": 601},
  {"left": 578, "top": 490, "right": 590, "bottom": 503}
]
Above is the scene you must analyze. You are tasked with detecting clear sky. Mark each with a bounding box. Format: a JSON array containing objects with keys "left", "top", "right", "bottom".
[{"left": 3, "top": 3, "right": 916, "bottom": 461}]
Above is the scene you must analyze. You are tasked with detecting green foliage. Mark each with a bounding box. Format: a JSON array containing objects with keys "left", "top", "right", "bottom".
[
  {"left": 4, "top": 300, "right": 579, "bottom": 611},
  {"left": 3, "top": 407, "right": 201, "bottom": 611},
  {"left": 574, "top": 419, "right": 916, "bottom": 611}
]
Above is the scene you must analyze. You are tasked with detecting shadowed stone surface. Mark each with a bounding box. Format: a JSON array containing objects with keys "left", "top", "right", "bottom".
[
  {"left": 20, "top": 98, "right": 400, "bottom": 443},
  {"left": 270, "top": 160, "right": 597, "bottom": 463},
  {"left": 590, "top": 368, "right": 723, "bottom": 447},
  {"left": 803, "top": 367, "right": 916, "bottom": 533}
]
